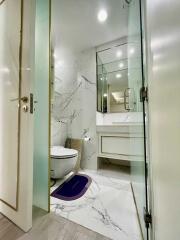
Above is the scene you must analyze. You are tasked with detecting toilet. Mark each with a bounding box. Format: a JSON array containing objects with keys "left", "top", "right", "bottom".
[{"left": 50, "top": 146, "right": 78, "bottom": 179}]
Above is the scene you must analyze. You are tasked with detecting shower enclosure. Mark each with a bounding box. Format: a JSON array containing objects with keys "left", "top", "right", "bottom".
[
  {"left": 96, "top": 0, "right": 150, "bottom": 239},
  {"left": 128, "top": 0, "right": 150, "bottom": 239}
]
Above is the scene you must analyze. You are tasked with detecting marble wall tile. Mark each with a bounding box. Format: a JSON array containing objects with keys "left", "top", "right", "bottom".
[{"left": 51, "top": 48, "right": 97, "bottom": 170}]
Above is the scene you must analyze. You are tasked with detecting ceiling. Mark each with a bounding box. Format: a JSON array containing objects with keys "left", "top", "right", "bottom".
[{"left": 52, "top": 0, "right": 129, "bottom": 54}]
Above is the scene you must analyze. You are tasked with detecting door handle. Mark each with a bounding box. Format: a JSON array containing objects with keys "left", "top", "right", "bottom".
[
  {"left": 10, "top": 96, "right": 28, "bottom": 103},
  {"left": 124, "top": 88, "right": 136, "bottom": 111}
]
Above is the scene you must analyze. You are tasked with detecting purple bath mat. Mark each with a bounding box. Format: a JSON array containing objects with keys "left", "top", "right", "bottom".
[{"left": 51, "top": 173, "right": 92, "bottom": 201}]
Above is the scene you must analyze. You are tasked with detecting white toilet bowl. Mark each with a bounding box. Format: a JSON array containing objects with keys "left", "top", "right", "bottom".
[{"left": 50, "top": 146, "right": 78, "bottom": 179}]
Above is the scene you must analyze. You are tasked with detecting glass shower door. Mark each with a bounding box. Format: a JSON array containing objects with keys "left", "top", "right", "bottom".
[{"left": 128, "top": 0, "right": 149, "bottom": 239}]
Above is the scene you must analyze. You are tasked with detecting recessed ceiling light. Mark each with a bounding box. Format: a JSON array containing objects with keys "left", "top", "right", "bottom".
[
  {"left": 129, "top": 48, "right": 135, "bottom": 55},
  {"left": 98, "top": 9, "right": 108, "bottom": 23},
  {"left": 116, "top": 50, "right": 122, "bottom": 58},
  {"left": 116, "top": 73, "right": 122, "bottom": 79},
  {"left": 119, "top": 62, "right": 124, "bottom": 68},
  {"left": 103, "top": 93, "right": 107, "bottom": 97},
  {"left": 0, "top": 67, "right": 10, "bottom": 73}
]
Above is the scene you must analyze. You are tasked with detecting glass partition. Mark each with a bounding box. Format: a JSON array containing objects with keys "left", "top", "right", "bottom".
[
  {"left": 128, "top": 0, "right": 148, "bottom": 239},
  {"left": 33, "top": 0, "right": 50, "bottom": 211}
]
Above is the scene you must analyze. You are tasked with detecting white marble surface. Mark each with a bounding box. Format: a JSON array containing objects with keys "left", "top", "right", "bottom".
[
  {"left": 96, "top": 112, "right": 143, "bottom": 126},
  {"left": 51, "top": 170, "right": 142, "bottom": 240}
]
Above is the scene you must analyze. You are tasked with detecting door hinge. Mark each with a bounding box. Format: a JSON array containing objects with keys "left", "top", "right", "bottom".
[
  {"left": 144, "top": 207, "right": 152, "bottom": 228},
  {"left": 140, "top": 87, "right": 148, "bottom": 102}
]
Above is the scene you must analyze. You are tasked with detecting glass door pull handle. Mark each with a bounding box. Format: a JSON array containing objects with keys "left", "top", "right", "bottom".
[
  {"left": 10, "top": 96, "right": 28, "bottom": 103},
  {"left": 124, "top": 88, "right": 130, "bottom": 111},
  {"left": 124, "top": 88, "right": 136, "bottom": 111}
]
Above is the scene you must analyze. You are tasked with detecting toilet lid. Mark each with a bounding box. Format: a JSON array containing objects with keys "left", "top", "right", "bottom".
[{"left": 51, "top": 146, "right": 78, "bottom": 159}]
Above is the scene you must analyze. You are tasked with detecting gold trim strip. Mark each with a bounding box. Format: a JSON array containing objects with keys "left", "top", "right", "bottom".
[{"left": 0, "top": 0, "right": 23, "bottom": 211}]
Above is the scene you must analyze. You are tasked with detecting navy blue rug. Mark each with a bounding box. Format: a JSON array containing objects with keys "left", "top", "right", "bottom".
[{"left": 51, "top": 173, "right": 92, "bottom": 201}]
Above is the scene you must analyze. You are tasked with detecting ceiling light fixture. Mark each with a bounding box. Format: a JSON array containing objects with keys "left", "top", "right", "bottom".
[
  {"left": 119, "top": 62, "right": 124, "bottom": 68},
  {"left": 116, "top": 73, "right": 122, "bottom": 79},
  {"left": 98, "top": 9, "right": 108, "bottom": 23},
  {"left": 116, "top": 50, "right": 122, "bottom": 58},
  {"left": 0, "top": 67, "right": 10, "bottom": 73},
  {"left": 129, "top": 48, "right": 135, "bottom": 55}
]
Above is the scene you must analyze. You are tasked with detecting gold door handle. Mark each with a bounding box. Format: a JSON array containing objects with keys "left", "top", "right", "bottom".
[{"left": 10, "top": 96, "right": 28, "bottom": 103}]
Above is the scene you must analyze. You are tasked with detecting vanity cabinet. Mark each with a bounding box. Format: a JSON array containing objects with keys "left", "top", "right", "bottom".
[{"left": 97, "top": 124, "right": 144, "bottom": 162}]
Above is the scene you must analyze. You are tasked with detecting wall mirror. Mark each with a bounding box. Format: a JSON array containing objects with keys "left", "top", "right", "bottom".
[{"left": 97, "top": 39, "right": 141, "bottom": 113}]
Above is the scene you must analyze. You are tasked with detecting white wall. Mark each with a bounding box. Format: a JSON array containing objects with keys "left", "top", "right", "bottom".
[{"left": 146, "top": 0, "right": 180, "bottom": 239}]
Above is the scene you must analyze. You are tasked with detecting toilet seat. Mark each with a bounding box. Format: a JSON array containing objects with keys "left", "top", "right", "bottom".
[{"left": 51, "top": 146, "right": 78, "bottom": 159}]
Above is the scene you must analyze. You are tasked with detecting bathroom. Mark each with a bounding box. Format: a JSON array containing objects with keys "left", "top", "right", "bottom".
[
  {"left": 50, "top": 0, "right": 145, "bottom": 240},
  {"left": 2, "top": 0, "right": 180, "bottom": 239}
]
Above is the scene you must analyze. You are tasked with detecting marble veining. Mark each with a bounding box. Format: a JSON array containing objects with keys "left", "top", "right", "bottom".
[
  {"left": 51, "top": 170, "right": 142, "bottom": 240},
  {"left": 51, "top": 49, "right": 97, "bottom": 169}
]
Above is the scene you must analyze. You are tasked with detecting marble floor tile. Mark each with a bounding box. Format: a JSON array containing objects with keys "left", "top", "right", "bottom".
[
  {"left": 97, "top": 163, "right": 131, "bottom": 182},
  {"left": 50, "top": 170, "right": 142, "bottom": 240}
]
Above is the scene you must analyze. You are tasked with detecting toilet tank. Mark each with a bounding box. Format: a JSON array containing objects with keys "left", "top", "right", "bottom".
[{"left": 51, "top": 117, "right": 68, "bottom": 146}]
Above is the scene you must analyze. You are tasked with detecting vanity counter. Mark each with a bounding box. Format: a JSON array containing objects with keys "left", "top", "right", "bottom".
[{"left": 96, "top": 122, "right": 143, "bottom": 134}]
